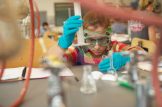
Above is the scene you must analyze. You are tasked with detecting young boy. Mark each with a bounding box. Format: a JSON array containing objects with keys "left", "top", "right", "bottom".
[
  {"left": 40, "top": 22, "right": 51, "bottom": 37},
  {"left": 58, "top": 11, "right": 139, "bottom": 73}
]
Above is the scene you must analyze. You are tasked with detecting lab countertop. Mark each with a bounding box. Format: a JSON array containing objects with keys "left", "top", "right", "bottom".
[{"left": 0, "top": 65, "right": 158, "bottom": 107}]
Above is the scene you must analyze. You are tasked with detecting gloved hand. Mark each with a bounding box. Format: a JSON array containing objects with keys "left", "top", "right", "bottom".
[
  {"left": 58, "top": 16, "right": 83, "bottom": 49},
  {"left": 98, "top": 52, "right": 130, "bottom": 73}
]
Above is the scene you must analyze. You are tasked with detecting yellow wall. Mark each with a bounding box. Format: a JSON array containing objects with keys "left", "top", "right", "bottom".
[{"left": 5, "top": 37, "right": 56, "bottom": 68}]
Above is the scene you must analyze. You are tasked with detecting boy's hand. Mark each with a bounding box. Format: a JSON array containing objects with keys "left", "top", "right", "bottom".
[
  {"left": 58, "top": 16, "right": 83, "bottom": 49},
  {"left": 98, "top": 52, "right": 130, "bottom": 73}
]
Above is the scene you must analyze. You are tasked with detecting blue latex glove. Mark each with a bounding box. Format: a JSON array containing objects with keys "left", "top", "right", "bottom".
[
  {"left": 98, "top": 52, "right": 130, "bottom": 73},
  {"left": 58, "top": 16, "right": 83, "bottom": 49}
]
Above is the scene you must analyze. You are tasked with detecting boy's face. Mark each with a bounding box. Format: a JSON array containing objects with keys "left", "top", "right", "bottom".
[
  {"left": 43, "top": 25, "right": 49, "bottom": 30},
  {"left": 85, "top": 25, "right": 110, "bottom": 57}
]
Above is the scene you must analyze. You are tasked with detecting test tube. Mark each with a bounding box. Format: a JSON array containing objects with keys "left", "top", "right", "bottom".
[{"left": 74, "top": 2, "right": 88, "bottom": 46}]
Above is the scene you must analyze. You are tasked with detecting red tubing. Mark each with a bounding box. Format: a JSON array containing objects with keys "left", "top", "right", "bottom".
[
  {"left": 10, "top": 0, "right": 35, "bottom": 107},
  {"left": 151, "top": 28, "right": 162, "bottom": 107},
  {"left": 0, "top": 60, "right": 6, "bottom": 81}
]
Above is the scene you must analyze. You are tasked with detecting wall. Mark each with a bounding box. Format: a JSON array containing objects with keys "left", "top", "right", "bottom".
[
  {"left": 36, "top": 0, "right": 72, "bottom": 25},
  {"left": 104, "top": 0, "right": 131, "bottom": 6},
  {"left": 36, "top": 0, "right": 162, "bottom": 27}
]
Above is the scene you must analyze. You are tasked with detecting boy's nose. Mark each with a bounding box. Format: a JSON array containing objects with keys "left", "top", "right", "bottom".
[{"left": 94, "top": 43, "right": 100, "bottom": 49}]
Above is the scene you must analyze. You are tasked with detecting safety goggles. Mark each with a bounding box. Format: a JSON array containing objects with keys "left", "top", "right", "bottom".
[{"left": 84, "top": 30, "right": 110, "bottom": 47}]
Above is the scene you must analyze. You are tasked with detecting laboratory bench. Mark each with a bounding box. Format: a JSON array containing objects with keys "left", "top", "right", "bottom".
[{"left": 0, "top": 65, "right": 160, "bottom": 107}]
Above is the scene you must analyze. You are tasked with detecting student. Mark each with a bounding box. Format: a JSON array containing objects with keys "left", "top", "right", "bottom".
[
  {"left": 129, "top": 0, "right": 161, "bottom": 43},
  {"left": 57, "top": 11, "right": 140, "bottom": 73},
  {"left": 40, "top": 22, "right": 51, "bottom": 37}
]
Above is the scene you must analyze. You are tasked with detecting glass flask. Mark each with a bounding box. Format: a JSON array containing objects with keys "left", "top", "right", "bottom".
[
  {"left": 80, "top": 65, "right": 97, "bottom": 94},
  {"left": 101, "top": 51, "right": 118, "bottom": 81}
]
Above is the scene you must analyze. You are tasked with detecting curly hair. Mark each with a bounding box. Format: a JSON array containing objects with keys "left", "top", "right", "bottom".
[{"left": 83, "top": 11, "right": 110, "bottom": 30}]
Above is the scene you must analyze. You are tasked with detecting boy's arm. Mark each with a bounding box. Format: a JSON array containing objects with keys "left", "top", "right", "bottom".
[
  {"left": 111, "top": 41, "right": 144, "bottom": 52},
  {"left": 56, "top": 16, "right": 83, "bottom": 64},
  {"left": 63, "top": 47, "right": 78, "bottom": 65},
  {"left": 58, "top": 16, "right": 83, "bottom": 49}
]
